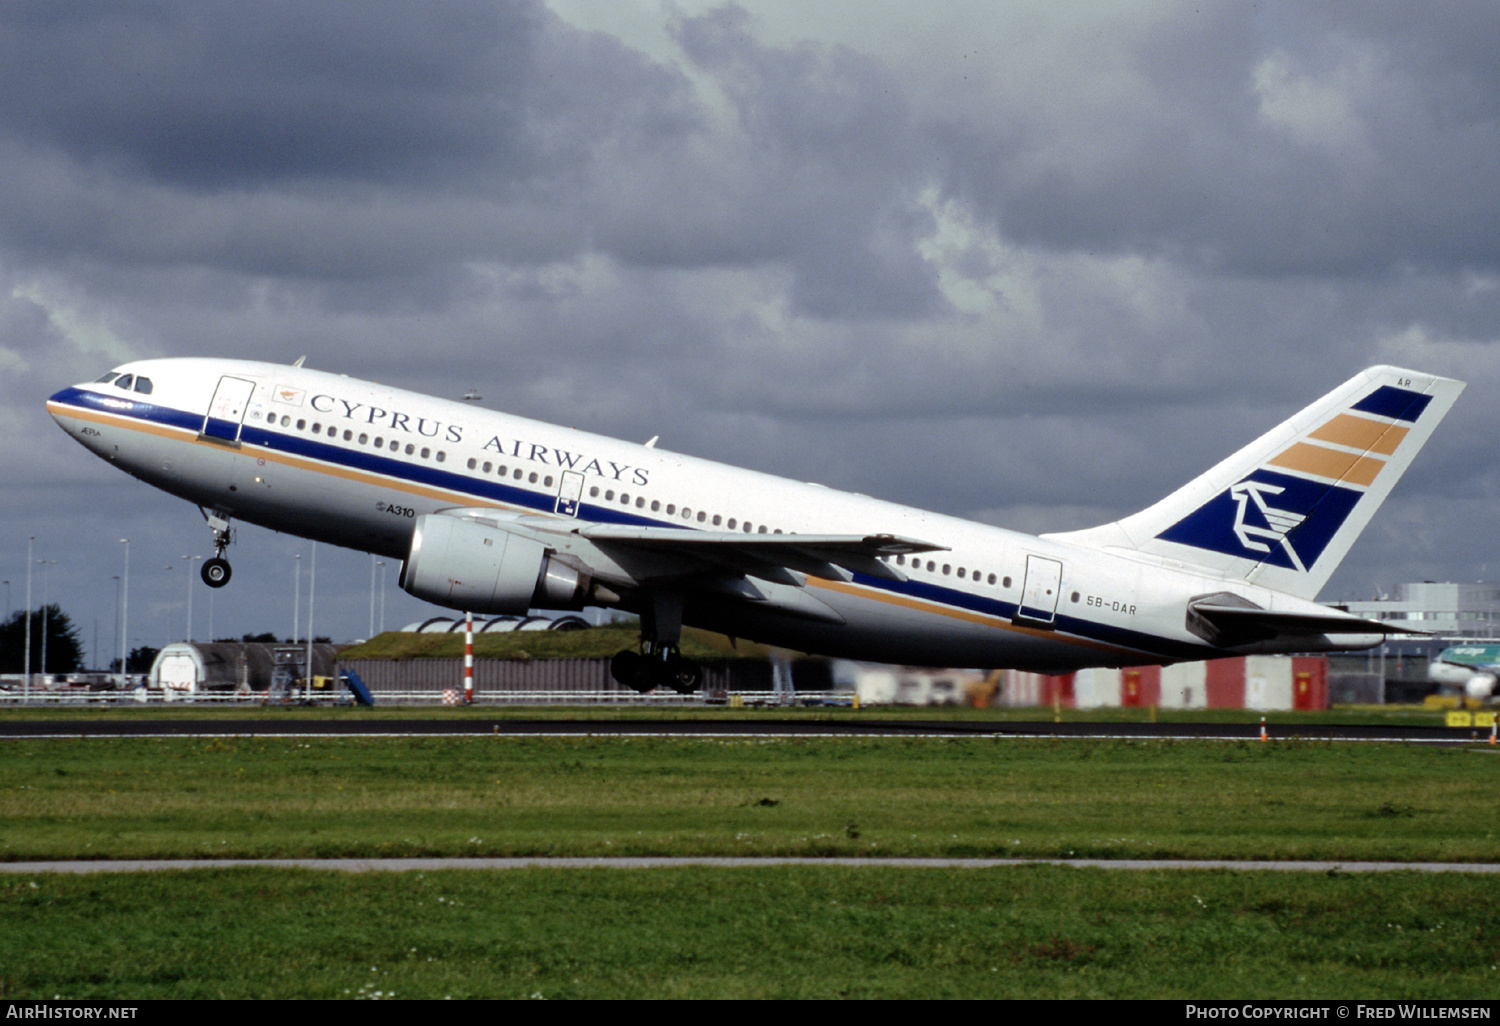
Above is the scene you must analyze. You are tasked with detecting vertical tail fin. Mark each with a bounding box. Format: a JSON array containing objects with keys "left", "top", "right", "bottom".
[{"left": 1047, "top": 366, "right": 1464, "bottom": 600}]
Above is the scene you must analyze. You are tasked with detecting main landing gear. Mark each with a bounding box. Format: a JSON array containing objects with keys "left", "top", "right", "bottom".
[
  {"left": 610, "top": 589, "right": 703, "bottom": 695},
  {"left": 610, "top": 645, "right": 703, "bottom": 695},
  {"left": 199, "top": 508, "right": 234, "bottom": 589}
]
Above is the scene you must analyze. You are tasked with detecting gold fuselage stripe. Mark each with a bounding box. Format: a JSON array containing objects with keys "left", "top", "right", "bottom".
[{"left": 51, "top": 399, "right": 1153, "bottom": 663}]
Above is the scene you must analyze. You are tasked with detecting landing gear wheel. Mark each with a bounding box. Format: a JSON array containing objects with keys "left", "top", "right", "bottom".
[
  {"left": 666, "top": 657, "right": 702, "bottom": 695},
  {"left": 610, "top": 649, "right": 652, "bottom": 693},
  {"left": 202, "top": 557, "right": 232, "bottom": 588}
]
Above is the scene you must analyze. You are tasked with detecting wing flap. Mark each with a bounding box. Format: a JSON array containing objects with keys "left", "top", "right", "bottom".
[{"left": 570, "top": 524, "right": 945, "bottom": 584}]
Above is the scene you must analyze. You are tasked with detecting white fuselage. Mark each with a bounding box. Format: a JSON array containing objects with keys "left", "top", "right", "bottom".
[{"left": 47, "top": 358, "right": 1369, "bottom": 671}]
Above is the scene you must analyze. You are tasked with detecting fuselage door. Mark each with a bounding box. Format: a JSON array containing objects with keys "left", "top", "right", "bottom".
[
  {"left": 1016, "top": 554, "right": 1064, "bottom": 626},
  {"left": 202, "top": 376, "right": 256, "bottom": 445},
  {"left": 555, "top": 470, "right": 585, "bottom": 517}
]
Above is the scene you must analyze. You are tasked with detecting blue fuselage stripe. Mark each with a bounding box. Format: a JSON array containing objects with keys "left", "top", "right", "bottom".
[{"left": 53, "top": 388, "right": 1205, "bottom": 665}]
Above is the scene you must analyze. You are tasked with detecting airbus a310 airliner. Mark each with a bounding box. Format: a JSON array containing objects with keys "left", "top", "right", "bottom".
[{"left": 47, "top": 359, "right": 1462, "bottom": 692}]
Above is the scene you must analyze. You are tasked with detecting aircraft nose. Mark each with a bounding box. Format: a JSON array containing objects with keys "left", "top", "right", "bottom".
[
  {"left": 47, "top": 385, "right": 74, "bottom": 417},
  {"left": 46, "top": 383, "right": 92, "bottom": 435}
]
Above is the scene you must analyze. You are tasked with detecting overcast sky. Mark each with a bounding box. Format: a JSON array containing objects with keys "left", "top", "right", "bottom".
[{"left": 3, "top": 1, "right": 1498, "bottom": 663}]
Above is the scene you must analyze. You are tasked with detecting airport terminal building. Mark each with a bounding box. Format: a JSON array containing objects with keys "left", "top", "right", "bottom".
[{"left": 1335, "top": 581, "right": 1500, "bottom": 639}]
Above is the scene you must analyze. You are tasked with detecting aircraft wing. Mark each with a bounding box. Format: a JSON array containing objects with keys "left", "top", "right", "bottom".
[
  {"left": 568, "top": 523, "right": 945, "bottom": 584},
  {"left": 430, "top": 508, "right": 946, "bottom": 589}
]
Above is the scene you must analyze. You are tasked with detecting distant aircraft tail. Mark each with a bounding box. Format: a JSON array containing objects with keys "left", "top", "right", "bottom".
[{"left": 1047, "top": 366, "right": 1465, "bottom": 600}]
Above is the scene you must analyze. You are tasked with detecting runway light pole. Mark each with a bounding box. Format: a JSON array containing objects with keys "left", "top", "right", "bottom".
[
  {"left": 181, "top": 555, "right": 200, "bottom": 642},
  {"left": 118, "top": 539, "right": 129, "bottom": 687},
  {"left": 37, "top": 559, "right": 56, "bottom": 684},
  {"left": 292, "top": 554, "right": 301, "bottom": 643},
  {"left": 305, "top": 543, "right": 316, "bottom": 701},
  {"left": 24, "top": 536, "right": 32, "bottom": 702},
  {"left": 111, "top": 576, "right": 120, "bottom": 676},
  {"left": 376, "top": 560, "right": 386, "bottom": 633}
]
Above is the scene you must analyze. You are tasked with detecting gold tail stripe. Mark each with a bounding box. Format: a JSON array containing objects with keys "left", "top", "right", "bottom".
[
  {"left": 1308, "top": 413, "right": 1409, "bottom": 456},
  {"left": 1268, "top": 442, "right": 1384, "bottom": 486}
]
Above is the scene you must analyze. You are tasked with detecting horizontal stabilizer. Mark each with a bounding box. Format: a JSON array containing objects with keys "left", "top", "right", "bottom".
[{"left": 1186, "top": 592, "right": 1423, "bottom": 648}]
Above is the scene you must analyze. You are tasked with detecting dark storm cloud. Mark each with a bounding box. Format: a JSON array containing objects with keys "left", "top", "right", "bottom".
[
  {"left": 0, "top": 0, "right": 707, "bottom": 283},
  {"left": 667, "top": 5, "right": 941, "bottom": 316},
  {"left": 0, "top": 0, "right": 534, "bottom": 187},
  {"left": 937, "top": 2, "right": 1500, "bottom": 278},
  {"left": 5, "top": 1, "right": 1499, "bottom": 650},
  {"left": 0, "top": 0, "right": 943, "bottom": 321}
]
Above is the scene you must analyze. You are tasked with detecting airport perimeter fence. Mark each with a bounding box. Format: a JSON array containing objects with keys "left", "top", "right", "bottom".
[
  {"left": 0, "top": 688, "right": 831, "bottom": 707},
  {"left": 0, "top": 659, "right": 829, "bottom": 706}
]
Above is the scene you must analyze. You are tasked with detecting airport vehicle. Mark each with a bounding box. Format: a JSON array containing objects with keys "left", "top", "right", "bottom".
[
  {"left": 47, "top": 360, "right": 1462, "bottom": 692},
  {"left": 1429, "top": 644, "right": 1500, "bottom": 701}
]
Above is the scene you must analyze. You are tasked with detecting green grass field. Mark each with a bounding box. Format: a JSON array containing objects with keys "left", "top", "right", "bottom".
[
  {"left": 1, "top": 723, "right": 1497, "bottom": 998},
  {"left": 3, "top": 865, "right": 1497, "bottom": 999},
  {"left": 1, "top": 735, "right": 1495, "bottom": 861}
]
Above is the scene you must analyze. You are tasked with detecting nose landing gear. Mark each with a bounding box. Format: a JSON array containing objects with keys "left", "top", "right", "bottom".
[
  {"left": 201, "top": 557, "right": 232, "bottom": 588},
  {"left": 199, "top": 508, "right": 234, "bottom": 589}
]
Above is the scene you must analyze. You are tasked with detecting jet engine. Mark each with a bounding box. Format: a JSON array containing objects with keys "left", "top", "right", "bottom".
[
  {"left": 1465, "top": 673, "right": 1497, "bottom": 702},
  {"left": 400, "top": 514, "right": 590, "bottom": 614}
]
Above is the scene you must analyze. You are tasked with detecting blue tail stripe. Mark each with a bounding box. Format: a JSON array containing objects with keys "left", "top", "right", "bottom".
[{"left": 1352, "top": 385, "right": 1432, "bottom": 423}]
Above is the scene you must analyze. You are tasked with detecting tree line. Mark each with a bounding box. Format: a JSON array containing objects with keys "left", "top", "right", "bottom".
[
  {"left": 0, "top": 606, "right": 83, "bottom": 674},
  {"left": 0, "top": 611, "right": 333, "bottom": 675}
]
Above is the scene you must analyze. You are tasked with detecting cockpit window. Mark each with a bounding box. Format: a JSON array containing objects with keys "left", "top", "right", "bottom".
[
  {"left": 113, "top": 374, "right": 134, "bottom": 391},
  {"left": 133, "top": 377, "right": 152, "bottom": 394},
  {"left": 94, "top": 372, "right": 120, "bottom": 384}
]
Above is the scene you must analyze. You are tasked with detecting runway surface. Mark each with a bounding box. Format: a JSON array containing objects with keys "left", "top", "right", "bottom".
[
  {"left": 0, "top": 716, "right": 1483, "bottom": 744},
  {"left": 2, "top": 857, "right": 1497, "bottom": 874}
]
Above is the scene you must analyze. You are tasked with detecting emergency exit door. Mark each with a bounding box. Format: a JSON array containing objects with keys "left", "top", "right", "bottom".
[{"left": 554, "top": 471, "right": 585, "bottom": 517}]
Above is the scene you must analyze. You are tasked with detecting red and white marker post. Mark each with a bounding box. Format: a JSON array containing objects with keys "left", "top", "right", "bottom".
[{"left": 464, "top": 611, "right": 474, "bottom": 705}]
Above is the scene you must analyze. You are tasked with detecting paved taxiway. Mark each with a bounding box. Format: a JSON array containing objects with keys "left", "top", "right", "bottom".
[
  {"left": 0, "top": 716, "right": 1483, "bottom": 744},
  {"left": 3, "top": 857, "right": 1498, "bottom": 873}
]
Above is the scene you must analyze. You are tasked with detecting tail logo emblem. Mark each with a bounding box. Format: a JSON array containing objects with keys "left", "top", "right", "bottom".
[
  {"left": 1229, "top": 481, "right": 1307, "bottom": 572},
  {"left": 1156, "top": 469, "right": 1361, "bottom": 572}
]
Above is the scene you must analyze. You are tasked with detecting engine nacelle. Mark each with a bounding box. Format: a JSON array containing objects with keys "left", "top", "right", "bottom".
[
  {"left": 400, "top": 514, "right": 589, "bottom": 614},
  {"left": 1465, "top": 673, "right": 1497, "bottom": 701}
]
